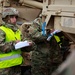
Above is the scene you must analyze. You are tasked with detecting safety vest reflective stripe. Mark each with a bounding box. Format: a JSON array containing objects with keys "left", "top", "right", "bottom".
[{"left": 0, "top": 54, "right": 21, "bottom": 61}]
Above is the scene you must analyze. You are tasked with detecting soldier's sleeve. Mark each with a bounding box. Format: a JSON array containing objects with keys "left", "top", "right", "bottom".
[
  {"left": 21, "top": 38, "right": 37, "bottom": 52},
  {"left": 31, "top": 31, "right": 47, "bottom": 43},
  {"left": 0, "top": 29, "right": 15, "bottom": 53}
]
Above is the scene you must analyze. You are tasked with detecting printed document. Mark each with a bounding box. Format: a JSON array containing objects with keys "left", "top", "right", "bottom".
[{"left": 15, "top": 41, "right": 30, "bottom": 49}]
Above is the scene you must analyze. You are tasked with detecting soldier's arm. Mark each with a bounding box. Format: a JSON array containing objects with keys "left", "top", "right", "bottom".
[
  {"left": 0, "top": 29, "right": 15, "bottom": 53},
  {"left": 31, "top": 32, "right": 47, "bottom": 43}
]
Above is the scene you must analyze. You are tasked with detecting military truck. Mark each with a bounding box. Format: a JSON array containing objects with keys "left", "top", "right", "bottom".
[{"left": 42, "top": 0, "right": 75, "bottom": 44}]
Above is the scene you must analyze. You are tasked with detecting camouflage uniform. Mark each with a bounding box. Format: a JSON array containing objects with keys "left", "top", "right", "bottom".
[
  {"left": 20, "top": 22, "right": 37, "bottom": 75},
  {"left": 0, "top": 23, "right": 21, "bottom": 75},
  {"left": 0, "top": 7, "right": 23, "bottom": 75},
  {"left": 21, "top": 21, "right": 62, "bottom": 75}
]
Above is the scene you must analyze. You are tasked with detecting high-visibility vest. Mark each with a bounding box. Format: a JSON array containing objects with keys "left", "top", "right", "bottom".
[
  {"left": 0, "top": 26, "right": 23, "bottom": 68},
  {"left": 54, "top": 35, "right": 62, "bottom": 46}
]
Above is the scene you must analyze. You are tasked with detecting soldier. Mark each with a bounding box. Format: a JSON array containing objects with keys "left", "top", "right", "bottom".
[
  {"left": 21, "top": 18, "right": 63, "bottom": 75},
  {"left": 0, "top": 7, "right": 34, "bottom": 75},
  {"left": 20, "top": 22, "right": 36, "bottom": 75}
]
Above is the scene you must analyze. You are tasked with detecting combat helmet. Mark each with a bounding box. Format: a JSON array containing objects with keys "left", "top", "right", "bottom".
[{"left": 2, "top": 7, "right": 19, "bottom": 18}]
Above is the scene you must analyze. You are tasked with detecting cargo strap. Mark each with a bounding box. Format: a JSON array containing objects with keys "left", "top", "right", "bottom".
[{"left": 42, "top": 22, "right": 46, "bottom": 36}]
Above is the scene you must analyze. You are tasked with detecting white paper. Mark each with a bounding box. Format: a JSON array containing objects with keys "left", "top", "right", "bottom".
[
  {"left": 52, "top": 30, "right": 61, "bottom": 35},
  {"left": 15, "top": 41, "right": 30, "bottom": 49}
]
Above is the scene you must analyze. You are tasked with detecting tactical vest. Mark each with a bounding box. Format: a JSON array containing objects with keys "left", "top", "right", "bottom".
[{"left": 0, "top": 26, "right": 23, "bottom": 68}]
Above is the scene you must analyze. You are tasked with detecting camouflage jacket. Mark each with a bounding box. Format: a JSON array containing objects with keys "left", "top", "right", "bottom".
[{"left": 0, "top": 22, "right": 21, "bottom": 53}]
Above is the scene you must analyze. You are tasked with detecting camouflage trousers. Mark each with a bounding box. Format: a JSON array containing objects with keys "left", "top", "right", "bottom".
[
  {"left": 31, "top": 51, "right": 59, "bottom": 75},
  {"left": 0, "top": 66, "right": 21, "bottom": 75},
  {"left": 31, "top": 37, "right": 62, "bottom": 75}
]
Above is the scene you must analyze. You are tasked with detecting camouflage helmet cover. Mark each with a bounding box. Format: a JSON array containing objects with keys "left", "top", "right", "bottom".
[{"left": 2, "top": 7, "right": 19, "bottom": 18}]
